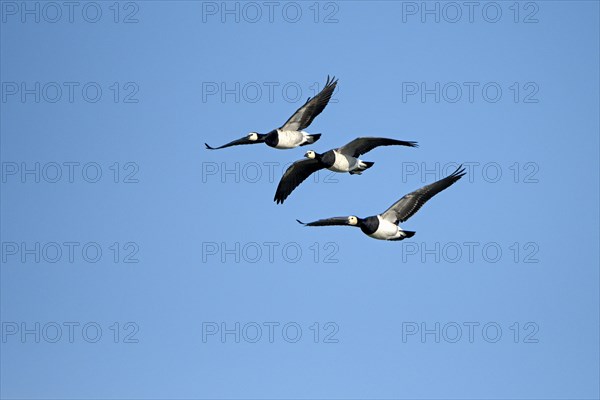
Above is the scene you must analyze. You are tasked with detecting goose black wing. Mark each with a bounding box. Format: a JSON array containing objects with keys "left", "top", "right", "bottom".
[
  {"left": 296, "top": 217, "right": 352, "bottom": 227},
  {"left": 274, "top": 159, "right": 325, "bottom": 204},
  {"left": 280, "top": 76, "right": 338, "bottom": 131},
  {"left": 205, "top": 136, "right": 264, "bottom": 150},
  {"left": 381, "top": 165, "right": 466, "bottom": 223},
  {"left": 337, "top": 137, "right": 418, "bottom": 158}
]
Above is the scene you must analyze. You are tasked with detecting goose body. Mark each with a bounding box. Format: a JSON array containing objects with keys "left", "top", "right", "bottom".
[
  {"left": 267, "top": 129, "right": 316, "bottom": 149},
  {"left": 363, "top": 215, "right": 408, "bottom": 240},
  {"left": 329, "top": 150, "right": 363, "bottom": 172},
  {"left": 303, "top": 149, "right": 364, "bottom": 173},
  {"left": 205, "top": 76, "right": 337, "bottom": 151}
]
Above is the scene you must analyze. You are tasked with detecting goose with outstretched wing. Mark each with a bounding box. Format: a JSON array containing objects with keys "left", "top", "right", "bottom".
[
  {"left": 274, "top": 137, "right": 418, "bottom": 204},
  {"left": 296, "top": 165, "right": 466, "bottom": 240},
  {"left": 205, "top": 76, "right": 338, "bottom": 150}
]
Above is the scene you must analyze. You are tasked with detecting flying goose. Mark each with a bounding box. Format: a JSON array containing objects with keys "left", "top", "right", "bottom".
[
  {"left": 296, "top": 165, "right": 466, "bottom": 240},
  {"left": 205, "top": 76, "right": 338, "bottom": 150},
  {"left": 274, "top": 137, "right": 418, "bottom": 204}
]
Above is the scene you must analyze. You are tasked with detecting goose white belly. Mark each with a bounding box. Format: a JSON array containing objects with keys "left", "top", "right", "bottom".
[
  {"left": 328, "top": 151, "right": 359, "bottom": 172},
  {"left": 275, "top": 130, "right": 305, "bottom": 149},
  {"left": 367, "top": 216, "right": 402, "bottom": 240}
]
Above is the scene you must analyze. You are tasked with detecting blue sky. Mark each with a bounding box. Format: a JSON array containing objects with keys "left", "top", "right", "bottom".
[{"left": 1, "top": 1, "right": 599, "bottom": 399}]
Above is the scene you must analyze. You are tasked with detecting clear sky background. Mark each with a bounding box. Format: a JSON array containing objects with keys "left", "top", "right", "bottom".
[{"left": 1, "top": 1, "right": 599, "bottom": 399}]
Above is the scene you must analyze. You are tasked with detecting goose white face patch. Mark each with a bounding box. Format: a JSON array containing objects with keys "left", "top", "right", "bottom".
[
  {"left": 348, "top": 216, "right": 358, "bottom": 225},
  {"left": 248, "top": 132, "right": 259, "bottom": 141},
  {"left": 305, "top": 151, "right": 316, "bottom": 159}
]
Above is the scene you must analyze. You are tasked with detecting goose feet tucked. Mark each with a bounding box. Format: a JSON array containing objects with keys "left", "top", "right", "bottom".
[{"left": 349, "top": 161, "right": 374, "bottom": 175}]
